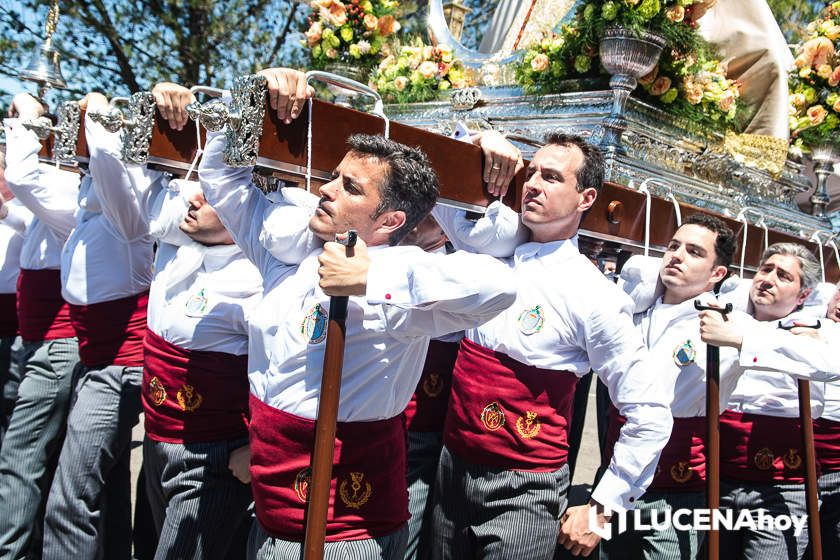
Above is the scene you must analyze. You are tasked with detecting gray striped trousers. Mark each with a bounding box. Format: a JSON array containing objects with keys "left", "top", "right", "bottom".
[
  {"left": 143, "top": 435, "right": 253, "bottom": 560},
  {"left": 430, "top": 445, "right": 569, "bottom": 560},
  {"left": 405, "top": 430, "right": 443, "bottom": 560},
  {"left": 247, "top": 521, "right": 408, "bottom": 560}
]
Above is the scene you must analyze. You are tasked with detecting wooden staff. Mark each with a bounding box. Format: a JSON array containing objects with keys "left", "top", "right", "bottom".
[
  {"left": 694, "top": 301, "right": 732, "bottom": 560},
  {"left": 303, "top": 231, "right": 358, "bottom": 560}
]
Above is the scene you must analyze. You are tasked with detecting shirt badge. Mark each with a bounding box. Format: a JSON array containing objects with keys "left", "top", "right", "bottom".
[
  {"left": 672, "top": 340, "right": 696, "bottom": 367},
  {"left": 294, "top": 467, "right": 312, "bottom": 502},
  {"left": 516, "top": 411, "right": 541, "bottom": 439},
  {"left": 301, "top": 303, "right": 328, "bottom": 344},
  {"left": 176, "top": 384, "right": 203, "bottom": 412},
  {"left": 185, "top": 288, "right": 208, "bottom": 317},
  {"left": 339, "top": 471, "right": 372, "bottom": 509},
  {"left": 518, "top": 305, "right": 545, "bottom": 335}
]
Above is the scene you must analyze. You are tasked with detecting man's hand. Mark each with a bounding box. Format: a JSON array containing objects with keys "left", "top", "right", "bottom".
[
  {"left": 318, "top": 235, "right": 370, "bottom": 296},
  {"left": 471, "top": 130, "right": 524, "bottom": 198},
  {"left": 558, "top": 501, "right": 607, "bottom": 557},
  {"left": 257, "top": 68, "right": 315, "bottom": 124},
  {"left": 790, "top": 323, "right": 825, "bottom": 342},
  {"left": 8, "top": 93, "right": 45, "bottom": 120},
  {"left": 228, "top": 444, "right": 251, "bottom": 484},
  {"left": 81, "top": 92, "right": 109, "bottom": 114},
  {"left": 152, "top": 82, "right": 196, "bottom": 131},
  {"left": 699, "top": 309, "right": 742, "bottom": 349},
  {"left": 827, "top": 287, "right": 840, "bottom": 324}
]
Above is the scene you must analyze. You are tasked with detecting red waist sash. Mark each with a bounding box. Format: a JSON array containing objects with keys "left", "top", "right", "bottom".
[
  {"left": 605, "top": 407, "right": 706, "bottom": 492},
  {"left": 720, "top": 410, "right": 810, "bottom": 484},
  {"left": 249, "top": 395, "right": 408, "bottom": 542},
  {"left": 69, "top": 291, "right": 148, "bottom": 368},
  {"left": 142, "top": 330, "right": 249, "bottom": 444},
  {"left": 814, "top": 418, "right": 840, "bottom": 474},
  {"left": 404, "top": 340, "right": 458, "bottom": 433},
  {"left": 443, "top": 338, "right": 578, "bottom": 472},
  {"left": 0, "top": 293, "right": 17, "bottom": 338},
  {"left": 16, "top": 269, "right": 74, "bottom": 342}
]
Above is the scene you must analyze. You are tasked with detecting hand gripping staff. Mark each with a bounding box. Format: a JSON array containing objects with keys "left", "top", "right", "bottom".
[
  {"left": 693, "top": 300, "right": 732, "bottom": 560},
  {"left": 303, "top": 230, "right": 358, "bottom": 560},
  {"left": 778, "top": 320, "right": 823, "bottom": 560}
]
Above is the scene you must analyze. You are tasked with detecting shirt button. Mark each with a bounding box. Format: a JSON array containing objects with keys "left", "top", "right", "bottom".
[
  {"left": 385, "top": 293, "right": 391, "bottom": 300},
  {"left": 753, "top": 357, "right": 758, "bottom": 363},
  {"left": 629, "top": 497, "right": 635, "bottom": 503}
]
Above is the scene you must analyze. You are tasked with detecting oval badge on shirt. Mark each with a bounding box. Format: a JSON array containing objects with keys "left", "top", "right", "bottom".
[
  {"left": 518, "top": 305, "right": 545, "bottom": 335},
  {"left": 672, "top": 340, "right": 696, "bottom": 367},
  {"left": 301, "top": 303, "right": 328, "bottom": 344},
  {"left": 184, "top": 288, "right": 209, "bottom": 317}
]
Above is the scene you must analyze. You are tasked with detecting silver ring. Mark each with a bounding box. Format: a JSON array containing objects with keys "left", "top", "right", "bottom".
[{"left": 491, "top": 163, "right": 501, "bottom": 170}]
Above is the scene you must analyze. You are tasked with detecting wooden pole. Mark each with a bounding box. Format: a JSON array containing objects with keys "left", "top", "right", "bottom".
[
  {"left": 798, "top": 379, "right": 823, "bottom": 560},
  {"left": 303, "top": 231, "right": 357, "bottom": 560}
]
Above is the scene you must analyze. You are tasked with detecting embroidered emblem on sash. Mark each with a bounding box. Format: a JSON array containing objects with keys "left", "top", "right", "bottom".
[
  {"left": 339, "top": 471, "right": 372, "bottom": 509},
  {"left": 149, "top": 376, "right": 166, "bottom": 406},
  {"left": 294, "top": 467, "right": 312, "bottom": 502},
  {"left": 422, "top": 372, "right": 444, "bottom": 398},
  {"left": 176, "top": 384, "right": 203, "bottom": 412},
  {"left": 185, "top": 288, "right": 208, "bottom": 316},
  {"left": 518, "top": 305, "right": 545, "bottom": 335},
  {"left": 301, "top": 303, "right": 328, "bottom": 344},
  {"left": 670, "top": 461, "right": 693, "bottom": 483},
  {"left": 516, "top": 411, "right": 541, "bottom": 439},
  {"left": 754, "top": 447, "right": 775, "bottom": 470},
  {"left": 480, "top": 402, "right": 505, "bottom": 431},
  {"left": 783, "top": 448, "right": 802, "bottom": 470},
  {"left": 672, "top": 340, "right": 696, "bottom": 367}
]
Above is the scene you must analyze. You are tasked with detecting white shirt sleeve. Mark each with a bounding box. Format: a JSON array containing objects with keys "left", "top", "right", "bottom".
[
  {"left": 143, "top": 178, "right": 193, "bottom": 247},
  {"left": 432, "top": 200, "right": 528, "bottom": 257},
  {"left": 85, "top": 114, "right": 160, "bottom": 241},
  {"left": 366, "top": 248, "right": 516, "bottom": 339},
  {"left": 587, "top": 295, "right": 673, "bottom": 512},
  {"left": 197, "top": 128, "right": 277, "bottom": 277},
  {"left": 259, "top": 188, "right": 322, "bottom": 265},
  {"left": 2, "top": 119, "right": 78, "bottom": 242},
  {"left": 0, "top": 202, "right": 34, "bottom": 235},
  {"left": 740, "top": 318, "right": 840, "bottom": 382}
]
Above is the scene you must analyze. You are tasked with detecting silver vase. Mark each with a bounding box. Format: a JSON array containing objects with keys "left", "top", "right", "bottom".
[
  {"left": 597, "top": 27, "right": 666, "bottom": 155},
  {"left": 809, "top": 143, "right": 839, "bottom": 218}
]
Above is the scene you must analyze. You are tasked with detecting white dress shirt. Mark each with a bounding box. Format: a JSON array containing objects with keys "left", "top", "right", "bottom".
[
  {"left": 198, "top": 128, "right": 516, "bottom": 423},
  {"left": 2, "top": 119, "right": 79, "bottom": 271},
  {"left": 0, "top": 200, "right": 29, "bottom": 293},
  {"left": 60, "top": 114, "right": 160, "bottom": 305}
]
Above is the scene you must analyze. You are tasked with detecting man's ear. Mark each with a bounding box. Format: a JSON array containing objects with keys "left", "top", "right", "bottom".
[
  {"left": 578, "top": 187, "right": 598, "bottom": 213},
  {"left": 796, "top": 287, "right": 813, "bottom": 308},
  {"left": 375, "top": 209, "right": 406, "bottom": 240},
  {"left": 710, "top": 264, "right": 728, "bottom": 285}
]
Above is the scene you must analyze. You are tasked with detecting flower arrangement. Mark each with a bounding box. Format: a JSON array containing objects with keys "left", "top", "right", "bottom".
[
  {"left": 516, "top": 0, "right": 741, "bottom": 129},
  {"left": 370, "top": 42, "right": 469, "bottom": 103},
  {"left": 304, "top": 0, "right": 401, "bottom": 69},
  {"left": 789, "top": 1, "right": 840, "bottom": 150}
]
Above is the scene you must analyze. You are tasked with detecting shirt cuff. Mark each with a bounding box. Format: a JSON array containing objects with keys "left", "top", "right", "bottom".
[
  {"left": 365, "top": 256, "right": 413, "bottom": 306},
  {"left": 591, "top": 470, "right": 645, "bottom": 513}
]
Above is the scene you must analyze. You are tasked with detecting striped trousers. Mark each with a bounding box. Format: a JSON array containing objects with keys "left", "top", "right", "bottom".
[
  {"left": 143, "top": 436, "right": 253, "bottom": 560},
  {"left": 430, "top": 445, "right": 569, "bottom": 560},
  {"left": 0, "top": 337, "right": 80, "bottom": 559},
  {"left": 247, "top": 522, "right": 408, "bottom": 560},
  {"left": 42, "top": 364, "right": 143, "bottom": 560},
  {"left": 0, "top": 335, "right": 22, "bottom": 446},
  {"left": 405, "top": 430, "right": 443, "bottom": 560},
  {"left": 600, "top": 491, "right": 705, "bottom": 560},
  {"left": 819, "top": 470, "right": 840, "bottom": 558},
  {"left": 719, "top": 479, "right": 809, "bottom": 560}
]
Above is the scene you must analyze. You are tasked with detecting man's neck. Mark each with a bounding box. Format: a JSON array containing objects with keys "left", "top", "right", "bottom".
[{"left": 662, "top": 287, "right": 709, "bottom": 306}]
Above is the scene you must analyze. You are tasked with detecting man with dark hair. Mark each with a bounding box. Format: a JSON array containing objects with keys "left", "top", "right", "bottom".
[
  {"left": 429, "top": 131, "right": 673, "bottom": 559},
  {"left": 197, "top": 67, "right": 517, "bottom": 560}
]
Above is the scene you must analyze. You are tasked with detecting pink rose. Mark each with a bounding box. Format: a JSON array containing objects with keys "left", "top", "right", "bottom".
[
  {"left": 791, "top": 92, "right": 807, "bottom": 107},
  {"left": 305, "top": 22, "right": 323, "bottom": 47},
  {"left": 531, "top": 53, "right": 550, "bottom": 72},
  {"left": 639, "top": 65, "right": 658, "bottom": 85},
  {"left": 818, "top": 64, "right": 834, "bottom": 79},
  {"left": 686, "top": 84, "right": 704, "bottom": 105},
  {"left": 377, "top": 15, "right": 400, "bottom": 36},
  {"left": 325, "top": 47, "right": 338, "bottom": 59},
  {"left": 718, "top": 90, "right": 735, "bottom": 112},
  {"left": 394, "top": 76, "right": 409, "bottom": 91},
  {"left": 808, "top": 104, "right": 828, "bottom": 126},
  {"left": 651, "top": 76, "right": 672, "bottom": 96},
  {"left": 418, "top": 60, "right": 438, "bottom": 79},
  {"left": 363, "top": 13, "right": 377, "bottom": 30},
  {"left": 834, "top": 98, "right": 840, "bottom": 113},
  {"left": 802, "top": 37, "right": 835, "bottom": 69},
  {"left": 829, "top": 66, "right": 840, "bottom": 87},
  {"left": 319, "top": 1, "right": 347, "bottom": 27},
  {"left": 665, "top": 6, "right": 685, "bottom": 22}
]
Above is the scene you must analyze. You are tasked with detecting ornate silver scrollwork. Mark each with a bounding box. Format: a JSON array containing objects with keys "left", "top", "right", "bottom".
[
  {"left": 22, "top": 100, "right": 81, "bottom": 163},
  {"left": 121, "top": 92, "right": 156, "bottom": 164},
  {"left": 450, "top": 87, "right": 482, "bottom": 111},
  {"left": 224, "top": 74, "right": 267, "bottom": 167},
  {"left": 186, "top": 99, "right": 229, "bottom": 132},
  {"left": 88, "top": 107, "right": 125, "bottom": 133}
]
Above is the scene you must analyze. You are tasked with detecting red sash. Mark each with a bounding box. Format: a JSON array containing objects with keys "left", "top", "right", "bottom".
[
  {"left": 605, "top": 407, "right": 706, "bottom": 492},
  {"left": 404, "top": 340, "right": 458, "bottom": 433},
  {"left": 814, "top": 418, "right": 840, "bottom": 474},
  {"left": 69, "top": 291, "right": 148, "bottom": 368},
  {"left": 720, "top": 410, "right": 810, "bottom": 483},
  {"left": 0, "top": 293, "right": 17, "bottom": 338},
  {"left": 443, "top": 338, "right": 578, "bottom": 472},
  {"left": 249, "top": 395, "right": 408, "bottom": 542},
  {"left": 142, "top": 330, "right": 249, "bottom": 444},
  {"left": 16, "top": 269, "right": 75, "bottom": 342}
]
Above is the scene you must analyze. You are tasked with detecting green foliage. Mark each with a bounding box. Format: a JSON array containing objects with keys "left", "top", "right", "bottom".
[{"left": 767, "top": 0, "right": 823, "bottom": 43}]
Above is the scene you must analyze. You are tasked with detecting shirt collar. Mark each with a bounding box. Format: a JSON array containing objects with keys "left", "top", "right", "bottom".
[{"left": 513, "top": 235, "right": 579, "bottom": 265}]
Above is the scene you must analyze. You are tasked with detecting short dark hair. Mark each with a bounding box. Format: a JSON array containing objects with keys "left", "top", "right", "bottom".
[
  {"left": 683, "top": 213, "right": 736, "bottom": 267},
  {"left": 347, "top": 134, "right": 439, "bottom": 245},
  {"left": 542, "top": 132, "right": 605, "bottom": 194}
]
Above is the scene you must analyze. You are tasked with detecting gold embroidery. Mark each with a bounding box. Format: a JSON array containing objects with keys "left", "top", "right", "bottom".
[
  {"left": 670, "top": 461, "right": 693, "bottom": 483},
  {"left": 294, "top": 468, "right": 312, "bottom": 502},
  {"left": 754, "top": 447, "right": 775, "bottom": 471},
  {"left": 422, "top": 372, "right": 444, "bottom": 398},
  {"left": 516, "top": 411, "right": 541, "bottom": 439},
  {"left": 783, "top": 448, "right": 802, "bottom": 470},
  {"left": 176, "top": 384, "right": 203, "bottom": 412},
  {"left": 339, "top": 471, "right": 372, "bottom": 509},
  {"left": 149, "top": 376, "right": 166, "bottom": 406},
  {"left": 480, "top": 402, "right": 505, "bottom": 431}
]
